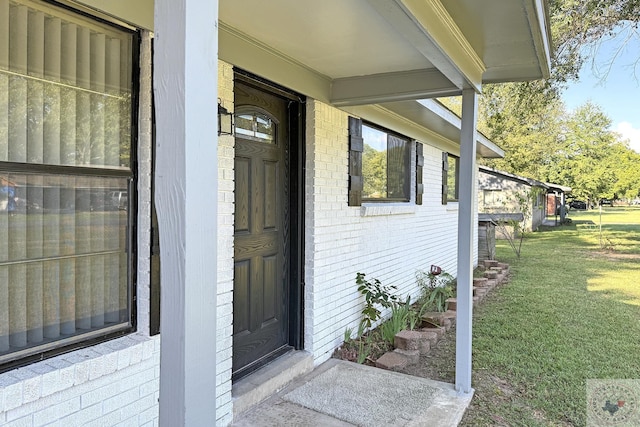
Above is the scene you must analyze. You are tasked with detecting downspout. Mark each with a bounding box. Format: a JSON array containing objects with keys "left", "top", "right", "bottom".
[{"left": 455, "top": 88, "right": 477, "bottom": 396}]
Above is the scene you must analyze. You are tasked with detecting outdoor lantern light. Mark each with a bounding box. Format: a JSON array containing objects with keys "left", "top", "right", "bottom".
[{"left": 218, "top": 100, "right": 234, "bottom": 136}]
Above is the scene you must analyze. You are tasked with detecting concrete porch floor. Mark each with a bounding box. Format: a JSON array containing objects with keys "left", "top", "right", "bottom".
[{"left": 231, "top": 358, "right": 473, "bottom": 427}]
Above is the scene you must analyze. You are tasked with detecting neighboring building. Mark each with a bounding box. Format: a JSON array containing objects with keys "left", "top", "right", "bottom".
[
  {"left": 0, "top": 1, "right": 551, "bottom": 425},
  {"left": 546, "top": 182, "right": 572, "bottom": 224},
  {"left": 478, "top": 166, "right": 548, "bottom": 232}
]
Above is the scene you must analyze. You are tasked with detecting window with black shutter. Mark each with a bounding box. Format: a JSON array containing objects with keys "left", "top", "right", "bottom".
[{"left": 348, "top": 117, "right": 411, "bottom": 205}]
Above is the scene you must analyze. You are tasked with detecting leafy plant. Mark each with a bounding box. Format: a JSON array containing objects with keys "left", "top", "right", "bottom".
[
  {"left": 356, "top": 320, "right": 366, "bottom": 339},
  {"left": 426, "top": 285, "right": 454, "bottom": 312},
  {"left": 356, "top": 335, "right": 371, "bottom": 364},
  {"left": 407, "top": 299, "right": 422, "bottom": 330},
  {"left": 415, "top": 268, "right": 456, "bottom": 312},
  {"left": 380, "top": 299, "right": 411, "bottom": 344},
  {"left": 343, "top": 327, "right": 353, "bottom": 344},
  {"left": 356, "top": 272, "right": 399, "bottom": 330}
]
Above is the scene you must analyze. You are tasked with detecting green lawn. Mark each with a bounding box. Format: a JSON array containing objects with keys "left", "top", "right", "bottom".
[{"left": 462, "top": 206, "right": 640, "bottom": 426}]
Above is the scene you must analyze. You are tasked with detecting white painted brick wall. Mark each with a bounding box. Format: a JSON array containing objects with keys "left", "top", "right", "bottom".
[
  {"left": 0, "top": 52, "right": 480, "bottom": 426},
  {"left": 215, "top": 60, "right": 235, "bottom": 427},
  {"left": 304, "top": 99, "right": 478, "bottom": 364},
  {"left": 0, "top": 335, "right": 160, "bottom": 427}
]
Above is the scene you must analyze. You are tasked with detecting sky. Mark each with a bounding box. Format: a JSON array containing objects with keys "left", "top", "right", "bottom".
[{"left": 562, "top": 28, "right": 640, "bottom": 153}]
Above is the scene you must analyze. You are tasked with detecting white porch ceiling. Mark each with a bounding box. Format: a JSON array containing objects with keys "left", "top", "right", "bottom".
[{"left": 219, "top": 0, "right": 552, "bottom": 106}]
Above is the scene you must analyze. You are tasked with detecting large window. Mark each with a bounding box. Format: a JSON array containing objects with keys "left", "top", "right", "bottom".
[
  {"left": 0, "top": 0, "right": 136, "bottom": 367},
  {"left": 361, "top": 124, "right": 410, "bottom": 201},
  {"left": 347, "top": 117, "right": 411, "bottom": 205}
]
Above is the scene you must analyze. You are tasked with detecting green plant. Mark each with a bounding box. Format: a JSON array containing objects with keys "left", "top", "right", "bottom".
[
  {"left": 426, "top": 285, "right": 454, "bottom": 312},
  {"left": 356, "top": 272, "right": 399, "bottom": 330},
  {"left": 380, "top": 299, "right": 411, "bottom": 344},
  {"left": 407, "top": 299, "right": 422, "bottom": 330},
  {"left": 415, "top": 269, "right": 455, "bottom": 312},
  {"left": 343, "top": 327, "right": 353, "bottom": 344},
  {"left": 356, "top": 320, "right": 366, "bottom": 339},
  {"left": 356, "top": 335, "right": 371, "bottom": 364}
]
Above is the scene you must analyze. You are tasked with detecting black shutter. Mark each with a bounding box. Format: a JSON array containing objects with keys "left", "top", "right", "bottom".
[
  {"left": 441, "top": 151, "right": 449, "bottom": 205},
  {"left": 416, "top": 142, "right": 424, "bottom": 205},
  {"left": 348, "top": 117, "right": 364, "bottom": 206}
]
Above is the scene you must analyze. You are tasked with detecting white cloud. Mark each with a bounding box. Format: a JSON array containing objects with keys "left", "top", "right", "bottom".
[{"left": 615, "top": 122, "right": 640, "bottom": 153}]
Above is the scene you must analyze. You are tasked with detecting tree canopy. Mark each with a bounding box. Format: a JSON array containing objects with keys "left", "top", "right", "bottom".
[{"left": 474, "top": 0, "right": 640, "bottom": 203}]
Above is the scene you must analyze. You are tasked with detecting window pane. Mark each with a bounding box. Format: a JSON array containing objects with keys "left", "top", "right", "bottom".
[
  {"left": 0, "top": 0, "right": 134, "bottom": 363},
  {"left": 235, "top": 112, "right": 275, "bottom": 144},
  {"left": 362, "top": 124, "right": 409, "bottom": 201},
  {"left": 447, "top": 155, "right": 458, "bottom": 201},
  {"left": 0, "top": 173, "right": 130, "bottom": 360},
  {"left": 0, "top": 0, "right": 133, "bottom": 169},
  {"left": 362, "top": 125, "right": 387, "bottom": 199},
  {"left": 387, "top": 135, "right": 409, "bottom": 199}
]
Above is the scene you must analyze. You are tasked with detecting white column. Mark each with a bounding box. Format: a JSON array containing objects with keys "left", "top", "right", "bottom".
[
  {"left": 455, "top": 88, "right": 478, "bottom": 395},
  {"left": 154, "top": 0, "right": 219, "bottom": 425}
]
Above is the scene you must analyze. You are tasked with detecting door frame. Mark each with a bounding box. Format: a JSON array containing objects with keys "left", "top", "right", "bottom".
[{"left": 233, "top": 69, "right": 305, "bottom": 375}]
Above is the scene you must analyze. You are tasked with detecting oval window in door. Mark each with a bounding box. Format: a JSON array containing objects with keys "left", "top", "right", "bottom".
[{"left": 235, "top": 112, "right": 276, "bottom": 144}]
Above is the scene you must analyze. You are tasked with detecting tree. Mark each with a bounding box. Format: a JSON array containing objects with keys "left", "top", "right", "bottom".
[{"left": 362, "top": 144, "right": 386, "bottom": 198}]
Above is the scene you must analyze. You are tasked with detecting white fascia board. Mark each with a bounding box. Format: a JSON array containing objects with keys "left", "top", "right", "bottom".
[
  {"left": 529, "top": 0, "right": 553, "bottom": 79},
  {"left": 366, "top": 0, "right": 484, "bottom": 92}
]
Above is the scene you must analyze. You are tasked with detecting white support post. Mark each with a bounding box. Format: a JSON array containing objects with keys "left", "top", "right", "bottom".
[
  {"left": 455, "top": 88, "right": 478, "bottom": 396},
  {"left": 154, "top": 0, "right": 219, "bottom": 425}
]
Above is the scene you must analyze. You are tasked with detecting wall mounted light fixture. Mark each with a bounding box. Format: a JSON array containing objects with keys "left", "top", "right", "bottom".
[{"left": 218, "top": 100, "right": 234, "bottom": 136}]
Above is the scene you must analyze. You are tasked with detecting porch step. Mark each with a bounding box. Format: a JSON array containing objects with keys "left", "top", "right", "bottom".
[{"left": 232, "top": 350, "right": 314, "bottom": 418}]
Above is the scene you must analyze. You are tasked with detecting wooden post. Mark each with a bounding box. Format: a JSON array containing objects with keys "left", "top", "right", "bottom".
[
  {"left": 455, "top": 88, "right": 478, "bottom": 396},
  {"left": 154, "top": 0, "right": 219, "bottom": 424}
]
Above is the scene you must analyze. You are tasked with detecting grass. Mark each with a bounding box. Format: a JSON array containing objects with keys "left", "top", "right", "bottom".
[{"left": 460, "top": 206, "right": 640, "bottom": 426}]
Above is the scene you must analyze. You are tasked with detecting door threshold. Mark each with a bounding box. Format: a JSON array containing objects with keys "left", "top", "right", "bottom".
[{"left": 232, "top": 350, "right": 313, "bottom": 418}]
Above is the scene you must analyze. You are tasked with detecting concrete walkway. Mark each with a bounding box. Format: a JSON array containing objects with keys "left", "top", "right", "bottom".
[{"left": 231, "top": 358, "right": 472, "bottom": 427}]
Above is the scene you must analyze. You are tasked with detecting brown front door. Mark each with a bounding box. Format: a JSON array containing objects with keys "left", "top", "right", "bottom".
[{"left": 233, "top": 79, "right": 291, "bottom": 378}]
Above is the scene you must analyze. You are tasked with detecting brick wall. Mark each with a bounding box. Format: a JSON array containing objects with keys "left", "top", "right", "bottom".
[
  {"left": 0, "top": 336, "right": 160, "bottom": 427},
  {"left": 0, "top": 64, "right": 479, "bottom": 426},
  {"left": 215, "top": 60, "right": 235, "bottom": 427},
  {"left": 304, "top": 99, "right": 476, "bottom": 364}
]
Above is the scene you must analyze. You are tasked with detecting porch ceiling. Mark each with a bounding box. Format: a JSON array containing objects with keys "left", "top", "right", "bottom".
[{"left": 219, "top": 0, "right": 552, "bottom": 105}]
